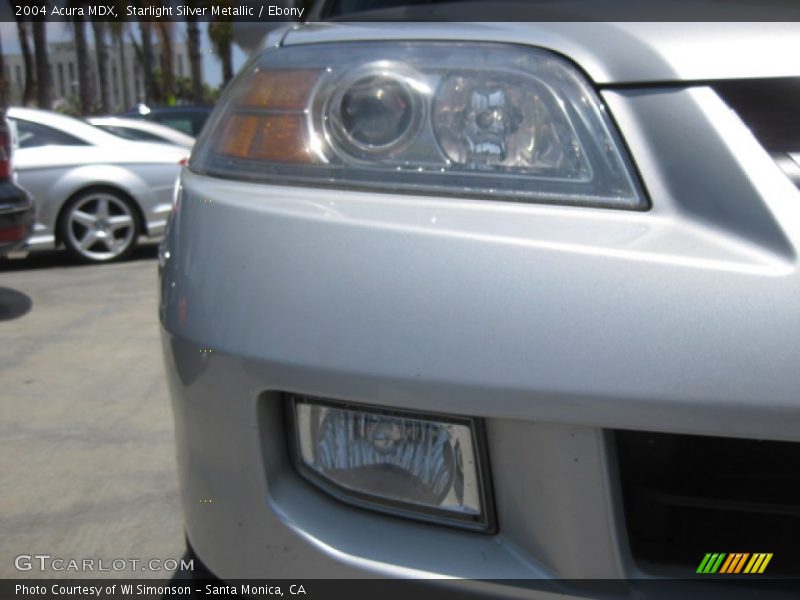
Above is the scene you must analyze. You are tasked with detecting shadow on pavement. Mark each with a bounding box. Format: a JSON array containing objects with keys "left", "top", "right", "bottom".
[
  {"left": 167, "top": 544, "right": 220, "bottom": 598},
  {"left": 0, "top": 286, "right": 32, "bottom": 321},
  {"left": 0, "top": 242, "right": 160, "bottom": 272},
  {"left": 170, "top": 543, "right": 218, "bottom": 582}
]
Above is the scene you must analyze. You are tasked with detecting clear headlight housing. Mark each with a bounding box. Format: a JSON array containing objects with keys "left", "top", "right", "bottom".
[
  {"left": 288, "top": 395, "right": 494, "bottom": 531},
  {"left": 191, "top": 42, "right": 646, "bottom": 209}
]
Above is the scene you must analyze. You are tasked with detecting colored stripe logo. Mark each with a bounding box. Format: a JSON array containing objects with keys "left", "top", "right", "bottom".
[{"left": 697, "top": 553, "right": 773, "bottom": 574}]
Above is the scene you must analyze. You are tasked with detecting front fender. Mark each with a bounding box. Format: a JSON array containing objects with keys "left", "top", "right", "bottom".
[{"left": 40, "top": 164, "right": 156, "bottom": 233}]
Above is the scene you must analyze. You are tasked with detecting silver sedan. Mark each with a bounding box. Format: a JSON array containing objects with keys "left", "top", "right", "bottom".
[{"left": 8, "top": 107, "right": 188, "bottom": 263}]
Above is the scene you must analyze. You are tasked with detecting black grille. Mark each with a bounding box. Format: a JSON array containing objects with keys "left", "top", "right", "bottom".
[
  {"left": 715, "top": 78, "right": 800, "bottom": 190},
  {"left": 615, "top": 431, "right": 800, "bottom": 576}
]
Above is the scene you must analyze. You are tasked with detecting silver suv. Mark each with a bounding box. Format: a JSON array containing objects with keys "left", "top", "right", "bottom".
[{"left": 160, "top": 16, "right": 800, "bottom": 591}]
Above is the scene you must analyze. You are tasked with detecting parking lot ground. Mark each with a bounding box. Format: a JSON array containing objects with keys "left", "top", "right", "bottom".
[{"left": 0, "top": 243, "right": 186, "bottom": 579}]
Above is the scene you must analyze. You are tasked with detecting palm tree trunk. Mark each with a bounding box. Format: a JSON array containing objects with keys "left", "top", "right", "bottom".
[
  {"left": 32, "top": 20, "right": 52, "bottom": 109},
  {"left": 208, "top": 21, "right": 234, "bottom": 86},
  {"left": 92, "top": 20, "right": 110, "bottom": 113},
  {"left": 222, "top": 47, "right": 233, "bottom": 85},
  {"left": 107, "top": 1, "right": 129, "bottom": 108},
  {"left": 0, "top": 30, "right": 7, "bottom": 109},
  {"left": 114, "top": 30, "right": 131, "bottom": 110},
  {"left": 156, "top": 22, "right": 175, "bottom": 104},
  {"left": 16, "top": 19, "right": 36, "bottom": 106},
  {"left": 73, "top": 17, "right": 92, "bottom": 115},
  {"left": 185, "top": 17, "right": 203, "bottom": 104},
  {"left": 139, "top": 22, "right": 157, "bottom": 104}
]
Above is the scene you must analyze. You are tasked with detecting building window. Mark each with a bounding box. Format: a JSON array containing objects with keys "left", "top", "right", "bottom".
[{"left": 68, "top": 62, "right": 75, "bottom": 95}]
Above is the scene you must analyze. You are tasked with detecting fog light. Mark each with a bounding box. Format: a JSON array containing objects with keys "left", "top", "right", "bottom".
[{"left": 288, "top": 395, "right": 494, "bottom": 531}]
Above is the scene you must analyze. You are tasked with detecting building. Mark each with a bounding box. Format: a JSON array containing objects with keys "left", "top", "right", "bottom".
[{"left": 3, "top": 36, "right": 194, "bottom": 112}]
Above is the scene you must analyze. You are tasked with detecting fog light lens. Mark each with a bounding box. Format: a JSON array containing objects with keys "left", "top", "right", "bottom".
[{"left": 289, "top": 395, "right": 493, "bottom": 531}]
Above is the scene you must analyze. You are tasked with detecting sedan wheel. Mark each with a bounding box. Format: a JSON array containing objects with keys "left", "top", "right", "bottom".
[{"left": 61, "top": 191, "right": 139, "bottom": 263}]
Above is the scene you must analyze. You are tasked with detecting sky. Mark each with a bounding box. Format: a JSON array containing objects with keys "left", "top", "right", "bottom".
[{"left": 0, "top": 21, "right": 249, "bottom": 87}]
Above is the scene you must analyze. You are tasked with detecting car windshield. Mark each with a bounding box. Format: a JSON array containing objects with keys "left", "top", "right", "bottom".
[
  {"left": 326, "top": 0, "right": 455, "bottom": 15},
  {"left": 322, "top": 0, "right": 669, "bottom": 19},
  {"left": 327, "top": 0, "right": 587, "bottom": 16}
]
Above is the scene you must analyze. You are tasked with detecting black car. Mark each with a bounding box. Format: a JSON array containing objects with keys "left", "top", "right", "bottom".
[
  {"left": 0, "top": 110, "right": 34, "bottom": 257},
  {"left": 118, "top": 105, "right": 213, "bottom": 137}
]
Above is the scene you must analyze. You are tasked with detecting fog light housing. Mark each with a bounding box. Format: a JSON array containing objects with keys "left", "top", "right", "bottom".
[{"left": 287, "top": 395, "right": 495, "bottom": 532}]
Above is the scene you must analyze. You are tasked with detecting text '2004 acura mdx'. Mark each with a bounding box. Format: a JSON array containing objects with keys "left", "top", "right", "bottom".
[{"left": 159, "top": 16, "right": 800, "bottom": 593}]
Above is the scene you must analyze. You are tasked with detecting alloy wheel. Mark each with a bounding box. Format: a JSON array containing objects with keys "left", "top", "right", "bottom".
[{"left": 64, "top": 192, "right": 137, "bottom": 262}]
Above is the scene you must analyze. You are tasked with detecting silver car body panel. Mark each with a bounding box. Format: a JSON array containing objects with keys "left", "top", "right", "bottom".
[
  {"left": 8, "top": 108, "right": 186, "bottom": 249},
  {"left": 283, "top": 22, "right": 800, "bottom": 84},
  {"left": 161, "top": 22, "right": 800, "bottom": 588}
]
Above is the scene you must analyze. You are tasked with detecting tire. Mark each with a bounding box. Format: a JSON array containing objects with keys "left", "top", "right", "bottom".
[{"left": 59, "top": 188, "right": 140, "bottom": 263}]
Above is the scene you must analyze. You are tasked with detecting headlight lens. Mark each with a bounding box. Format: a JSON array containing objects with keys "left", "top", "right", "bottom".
[
  {"left": 433, "top": 72, "right": 586, "bottom": 174},
  {"left": 192, "top": 42, "right": 645, "bottom": 209},
  {"left": 289, "top": 395, "right": 494, "bottom": 531},
  {"left": 332, "top": 71, "right": 422, "bottom": 156}
]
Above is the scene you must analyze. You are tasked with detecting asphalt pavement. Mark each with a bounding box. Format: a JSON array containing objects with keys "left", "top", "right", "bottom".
[{"left": 0, "top": 243, "right": 186, "bottom": 579}]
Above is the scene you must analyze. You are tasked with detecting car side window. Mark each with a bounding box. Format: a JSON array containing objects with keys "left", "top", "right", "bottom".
[
  {"left": 123, "top": 128, "right": 165, "bottom": 143},
  {"left": 103, "top": 125, "right": 164, "bottom": 143},
  {"left": 12, "top": 119, "right": 89, "bottom": 149},
  {"left": 191, "top": 115, "right": 209, "bottom": 136},
  {"left": 155, "top": 117, "right": 194, "bottom": 136}
]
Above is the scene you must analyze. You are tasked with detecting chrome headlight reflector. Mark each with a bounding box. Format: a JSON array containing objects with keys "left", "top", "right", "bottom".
[
  {"left": 192, "top": 42, "right": 645, "bottom": 209},
  {"left": 328, "top": 65, "right": 425, "bottom": 159},
  {"left": 288, "top": 395, "right": 495, "bottom": 531}
]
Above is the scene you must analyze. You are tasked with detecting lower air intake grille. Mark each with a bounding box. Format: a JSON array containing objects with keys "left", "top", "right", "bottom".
[
  {"left": 615, "top": 431, "right": 800, "bottom": 576},
  {"left": 715, "top": 78, "right": 800, "bottom": 190}
]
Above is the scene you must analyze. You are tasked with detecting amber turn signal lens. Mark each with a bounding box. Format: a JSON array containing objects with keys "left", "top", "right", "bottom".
[
  {"left": 211, "top": 69, "right": 320, "bottom": 164},
  {"left": 215, "top": 114, "right": 312, "bottom": 164},
  {"left": 240, "top": 69, "right": 320, "bottom": 111}
]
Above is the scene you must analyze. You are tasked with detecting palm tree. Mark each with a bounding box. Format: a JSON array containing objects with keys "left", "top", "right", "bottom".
[
  {"left": 109, "top": 22, "right": 131, "bottom": 110},
  {"left": 0, "top": 29, "right": 7, "bottom": 109},
  {"left": 138, "top": 21, "right": 157, "bottom": 103},
  {"left": 185, "top": 16, "right": 204, "bottom": 104},
  {"left": 208, "top": 21, "right": 234, "bottom": 85},
  {"left": 155, "top": 22, "right": 175, "bottom": 104},
  {"left": 32, "top": 20, "right": 52, "bottom": 109},
  {"left": 14, "top": 17, "right": 36, "bottom": 105},
  {"left": 92, "top": 20, "right": 110, "bottom": 113},
  {"left": 73, "top": 17, "right": 92, "bottom": 114}
]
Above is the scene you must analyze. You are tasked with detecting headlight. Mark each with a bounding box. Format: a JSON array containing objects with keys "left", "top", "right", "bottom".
[
  {"left": 288, "top": 395, "right": 494, "bottom": 531},
  {"left": 330, "top": 68, "right": 424, "bottom": 157},
  {"left": 191, "top": 42, "right": 646, "bottom": 209}
]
